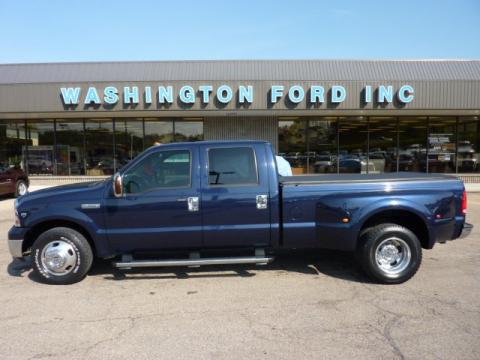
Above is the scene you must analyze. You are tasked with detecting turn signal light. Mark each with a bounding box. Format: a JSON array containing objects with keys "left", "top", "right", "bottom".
[{"left": 14, "top": 210, "right": 20, "bottom": 227}]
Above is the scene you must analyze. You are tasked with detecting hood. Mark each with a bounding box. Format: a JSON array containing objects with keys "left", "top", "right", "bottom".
[{"left": 17, "top": 180, "right": 110, "bottom": 208}]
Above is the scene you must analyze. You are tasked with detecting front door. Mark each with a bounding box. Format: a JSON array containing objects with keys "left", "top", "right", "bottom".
[
  {"left": 200, "top": 144, "right": 271, "bottom": 248},
  {"left": 104, "top": 146, "right": 202, "bottom": 252}
]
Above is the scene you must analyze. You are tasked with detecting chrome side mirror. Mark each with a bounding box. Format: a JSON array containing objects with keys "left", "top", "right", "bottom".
[{"left": 113, "top": 172, "right": 123, "bottom": 198}]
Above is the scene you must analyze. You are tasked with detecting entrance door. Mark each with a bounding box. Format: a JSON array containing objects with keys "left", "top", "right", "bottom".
[
  {"left": 104, "top": 146, "right": 202, "bottom": 252},
  {"left": 200, "top": 144, "right": 271, "bottom": 248}
]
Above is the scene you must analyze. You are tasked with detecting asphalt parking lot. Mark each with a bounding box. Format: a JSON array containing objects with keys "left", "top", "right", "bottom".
[{"left": 0, "top": 194, "right": 479, "bottom": 360}]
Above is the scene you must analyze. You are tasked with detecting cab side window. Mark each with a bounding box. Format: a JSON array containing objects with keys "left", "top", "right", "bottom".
[
  {"left": 208, "top": 147, "right": 258, "bottom": 186},
  {"left": 123, "top": 150, "right": 191, "bottom": 194}
]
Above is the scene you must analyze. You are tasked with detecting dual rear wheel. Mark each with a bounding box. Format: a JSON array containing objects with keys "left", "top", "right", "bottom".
[{"left": 357, "top": 223, "right": 422, "bottom": 284}]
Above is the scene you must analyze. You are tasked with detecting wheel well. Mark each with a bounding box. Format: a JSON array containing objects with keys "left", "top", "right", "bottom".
[
  {"left": 16, "top": 176, "right": 29, "bottom": 187},
  {"left": 360, "top": 210, "right": 431, "bottom": 249},
  {"left": 23, "top": 220, "right": 96, "bottom": 255}
]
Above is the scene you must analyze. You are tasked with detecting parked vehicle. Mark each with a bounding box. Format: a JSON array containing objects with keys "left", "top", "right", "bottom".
[
  {"left": 458, "top": 152, "right": 478, "bottom": 172},
  {"left": 313, "top": 155, "right": 335, "bottom": 173},
  {"left": 0, "top": 165, "right": 29, "bottom": 197},
  {"left": 368, "top": 152, "right": 387, "bottom": 173},
  {"left": 398, "top": 153, "right": 416, "bottom": 172},
  {"left": 457, "top": 141, "right": 478, "bottom": 172},
  {"left": 8, "top": 141, "right": 472, "bottom": 285},
  {"left": 338, "top": 157, "right": 375, "bottom": 173}
]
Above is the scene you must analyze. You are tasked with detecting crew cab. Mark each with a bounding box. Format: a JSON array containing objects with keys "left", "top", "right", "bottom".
[{"left": 8, "top": 141, "right": 472, "bottom": 285}]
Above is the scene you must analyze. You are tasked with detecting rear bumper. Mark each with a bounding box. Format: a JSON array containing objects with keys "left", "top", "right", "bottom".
[{"left": 459, "top": 223, "right": 473, "bottom": 239}]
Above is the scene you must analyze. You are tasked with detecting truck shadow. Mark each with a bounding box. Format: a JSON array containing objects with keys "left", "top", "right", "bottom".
[
  {"left": 98, "top": 250, "right": 371, "bottom": 283},
  {"left": 7, "top": 250, "right": 372, "bottom": 284}
]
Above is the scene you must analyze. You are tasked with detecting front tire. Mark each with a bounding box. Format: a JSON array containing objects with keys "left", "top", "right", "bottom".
[
  {"left": 31, "top": 227, "right": 93, "bottom": 285},
  {"left": 357, "top": 223, "right": 422, "bottom": 284},
  {"left": 14, "top": 179, "right": 28, "bottom": 197}
]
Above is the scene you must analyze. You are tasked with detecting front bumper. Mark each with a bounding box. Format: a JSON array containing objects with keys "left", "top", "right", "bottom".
[
  {"left": 7, "top": 226, "right": 28, "bottom": 258},
  {"left": 8, "top": 239, "right": 24, "bottom": 258},
  {"left": 459, "top": 223, "right": 473, "bottom": 239}
]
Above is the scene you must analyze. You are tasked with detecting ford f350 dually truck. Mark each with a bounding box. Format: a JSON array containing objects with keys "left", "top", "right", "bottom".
[{"left": 8, "top": 141, "right": 473, "bottom": 285}]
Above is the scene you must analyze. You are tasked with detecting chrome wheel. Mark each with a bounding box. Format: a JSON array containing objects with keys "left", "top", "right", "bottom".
[
  {"left": 40, "top": 239, "right": 78, "bottom": 276},
  {"left": 375, "top": 237, "right": 411, "bottom": 277},
  {"left": 17, "top": 182, "right": 27, "bottom": 196}
]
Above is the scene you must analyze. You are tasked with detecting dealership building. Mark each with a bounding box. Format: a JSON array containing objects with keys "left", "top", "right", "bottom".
[{"left": 0, "top": 59, "right": 479, "bottom": 179}]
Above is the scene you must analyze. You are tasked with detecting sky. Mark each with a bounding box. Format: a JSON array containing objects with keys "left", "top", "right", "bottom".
[{"left": 0, "top": 0, "right": 479, "bottom": 63}]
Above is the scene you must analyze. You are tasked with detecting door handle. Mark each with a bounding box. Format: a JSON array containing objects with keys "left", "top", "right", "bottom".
[
  {"left": 187, "top": 197, "right": 199, "bottom": 212},
  {"left": 256, "top": 195, "right": 268, "bottom": 210}
]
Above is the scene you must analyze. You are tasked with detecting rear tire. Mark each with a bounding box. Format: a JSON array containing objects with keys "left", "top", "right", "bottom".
[
  {"left": 14, "top": 180, "right": 28, "bottom": 197},
  {"left": 31, "top": 227, "right": 93, "bottom": 285},
  {"left": 357, "top": 223, "right": 422, "bottom": 284}
]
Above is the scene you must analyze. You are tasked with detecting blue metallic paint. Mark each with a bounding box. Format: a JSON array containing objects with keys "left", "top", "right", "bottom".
[
  {"left": 281, "top": 179, "right": 464, "bottom": 251},
  {"left": 199, "top": 143, "right": 271, "bottom": 248},
  {"left": 9, "top": 141, "right": 467, "bottom": 259}
]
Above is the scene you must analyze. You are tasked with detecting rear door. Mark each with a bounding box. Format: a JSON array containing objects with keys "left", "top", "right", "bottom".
[{"left": 200, "top": 144, "right": 271, "bottom": 248}]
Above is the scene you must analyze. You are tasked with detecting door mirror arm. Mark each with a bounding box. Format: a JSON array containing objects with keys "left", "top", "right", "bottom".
[{"left": 113, "top": 172, "right": 124, "bottom": 198}]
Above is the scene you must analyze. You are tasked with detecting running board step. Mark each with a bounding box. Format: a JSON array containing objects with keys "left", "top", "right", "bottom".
[{"left": 113, "top": 256, "right": 274, "bottom": 269}]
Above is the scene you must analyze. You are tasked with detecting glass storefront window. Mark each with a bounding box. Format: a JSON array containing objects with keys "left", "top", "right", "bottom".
[
  {"left": 144, "top": 119, "right": 174, "bottom": 147},
  {"left": 339, "top": 117, "right": 369, "bottom": 173},
  {"left": 307, "top": 118, "right": 337, "bottom": 173},
  {"left": 85, "top": 119, "right": 114, "bottom": 176},
  {"left": 369, "top": 117, "right": 397, "bottom": 173},
  {"left": 0, "top": 120, "right": 24, "bottom": 169},
  {"left": 1, "top": 116, "right": 478, "bottom": 177},
  {"left": 175, "top": 120, "right": 204, "bottom": 142},
  {"left": 56, "top": 120, "right": 85, "bottom": 175},
  {"left": 114, "top": 118, "right": 144, "bottom": 169},
  {"left": 24, "top": 120, "right": 55, "bottom": 175},
  {"left": 458, "top": 117, "right": 480, "bottom": 173},
  {"left": 427, "top": 117, "right": 456, "bottom": 173},
  {"left": 398, "top": 117, "right": 427, "bottom": 172},
  {"left": 278, "top": 119, "right": 307, "bottom": 174}
]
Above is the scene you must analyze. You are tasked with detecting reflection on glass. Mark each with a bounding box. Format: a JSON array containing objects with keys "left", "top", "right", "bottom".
[
  {"left": 458, "top": 117, "right": 480, "bottom": 173},
  {"left": 85, "top": 119, "right": 114, "bottom": 176},
  {"left": 308, "top": 118, "right": 337, "bottom": 173},
  {"left": 399, "top": 117, "right": 427, "bottom": 172},
  {"left": 115, "top": 118, "right": 144, "bottom": 169},
  {"left": 369, "top": 117, "right": 397, "bottom": 173},
  {"left": 3, "top": 116, "right": 479, "bottom": 177},
  {"left": 428, "top": 117, "right": 456, "bottom": 173},
  {"left": 339, "top": 117, "right": 369, "bottom": 173},
  {"left": 144, "top": 119, "right": 174, "bottom": 147},
  {"left": 56, "top": 120, "right": 85, "bottom": 175},
  {"left": 278, "top": 119, "right": 307, "bottom": 174},
  {"left": 24, "top": 120, "right": 55, "bottom": 175},
  {"left": 0, "top": 121, "right": 24, "bottom": 169},
  {"left": 175, "top": 121, "right": 203, "bottom": 142}
]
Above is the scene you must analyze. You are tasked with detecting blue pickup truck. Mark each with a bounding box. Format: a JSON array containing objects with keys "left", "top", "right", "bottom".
[{"left": 8, "top": 140, "right": 472, "bottom": 285}]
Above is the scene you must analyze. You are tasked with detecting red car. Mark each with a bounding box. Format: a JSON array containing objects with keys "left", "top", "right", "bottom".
[{"left": 0, "top": 165, "right": 29, "bottom": 197}]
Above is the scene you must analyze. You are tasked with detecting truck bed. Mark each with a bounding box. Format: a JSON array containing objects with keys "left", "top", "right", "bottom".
[{"left": 280, "top": 172, "right": 458, "bottom": 185}]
